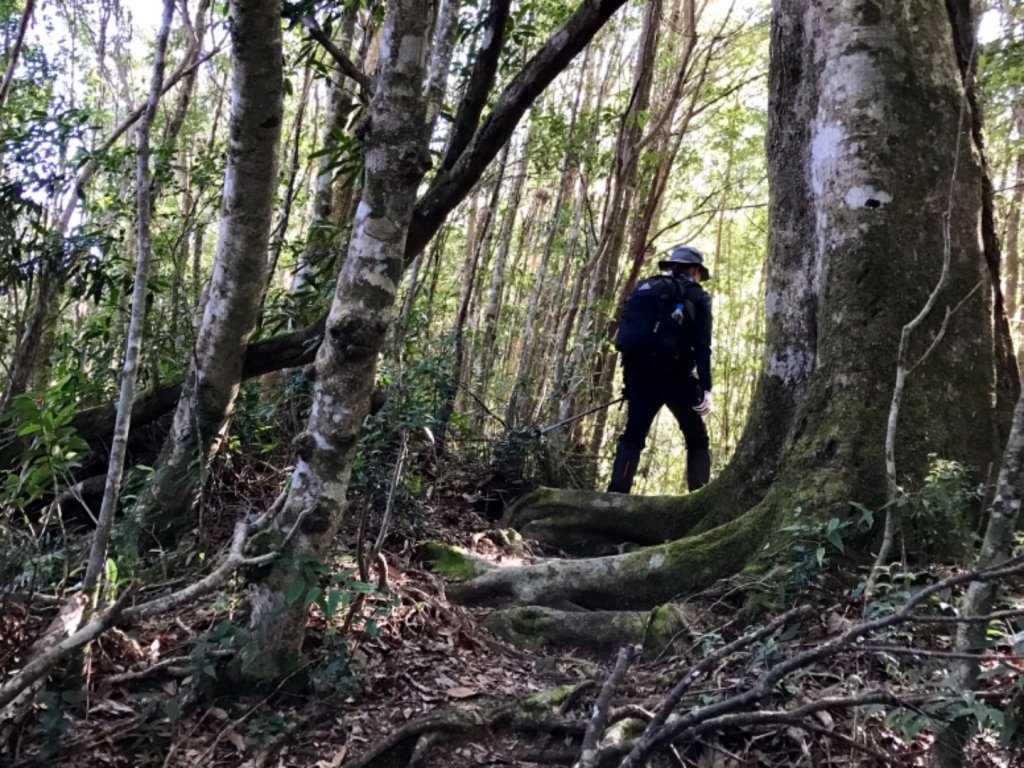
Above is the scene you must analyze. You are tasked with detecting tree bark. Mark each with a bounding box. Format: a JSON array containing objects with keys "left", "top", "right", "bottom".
[
  {"left": 246, "top": 0, "right": 434, "bottom": 677},
  {"left": 136, "top": 0, "right": 284, "bottom": 537}
]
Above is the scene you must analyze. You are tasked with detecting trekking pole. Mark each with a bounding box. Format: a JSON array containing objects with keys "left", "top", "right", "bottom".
[{"left": 536, "top": 396, "right": 626, "bottom": 436}]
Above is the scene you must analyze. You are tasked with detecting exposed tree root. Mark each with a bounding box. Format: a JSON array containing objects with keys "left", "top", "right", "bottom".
[
  {"left": 483, "top": 605, "right": 692, "bottom": 656},
  {"left": 342, "top": 689, "right": 586, "bottom": 768},
  {"left": 449, "top": 502, "right": 775, "bottom": 610},
  {"left": 501, "top": 488, "right": 713, "bottom": 555}
]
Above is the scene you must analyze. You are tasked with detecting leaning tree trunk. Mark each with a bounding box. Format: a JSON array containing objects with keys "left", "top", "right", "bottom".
[
  {"left": 136, "top": 0, "right": 284, "bottom": 538},
  {"left": 452, "top": 0, "right": 1012, "bottom": 607},
  {"left": 82, "top": 0, "right": 176, "bottom": 593},
  {"left": 246, "top": 0, "right": 434, "bottom": 677}
]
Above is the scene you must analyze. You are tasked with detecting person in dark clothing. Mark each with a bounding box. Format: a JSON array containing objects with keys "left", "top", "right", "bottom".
[{"left": 607, "top": 245, "right": 713, "bottom": 494}]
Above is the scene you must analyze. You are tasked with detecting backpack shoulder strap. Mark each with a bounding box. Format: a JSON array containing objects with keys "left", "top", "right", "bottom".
[{"left": 668, "top": 277, "right": 700, "bottom": 323}]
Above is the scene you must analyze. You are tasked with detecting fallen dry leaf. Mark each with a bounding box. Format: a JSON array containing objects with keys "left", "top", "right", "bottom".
[
  {"left": 226, "top": 727, "right": 246, "bottom": 753},
  {"left": 314, "top": 746, "right": 347, "bottom": 767},
  {"left": 446, "top": 686, "right": 479, "bottom": 699}
]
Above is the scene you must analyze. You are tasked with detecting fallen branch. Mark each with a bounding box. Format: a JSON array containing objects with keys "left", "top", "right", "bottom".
[
  {"left": 0, "top": 492, "right": 290, "bottom": 713},
  {"left": 575, "top": 645, "right": 639, "bottom": 768},
  {"left": 342, "top": 706, "right": 516, "bottom": 768},
  {"left": 615, "top": 556, "right": 1024, "bottom": 767},
  {"left": 104, "top": 649, "right": 234, "bottom": 684},
  {"left": 0, "top": 584, "right": 138, "bottom": 712},
  {"left": 123, "top": 491, "right": 287, "bottom": 621}
]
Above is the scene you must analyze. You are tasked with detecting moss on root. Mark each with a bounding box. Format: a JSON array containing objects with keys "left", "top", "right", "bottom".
[
  {"left": 503, "top": 483, "right": 738, "bottom": 556},
  {"left": 483, "top": 604, "right": 691, "bottom": 655},
  {"left": 419, "top": 541, "right": 489, "bottom": 580}
]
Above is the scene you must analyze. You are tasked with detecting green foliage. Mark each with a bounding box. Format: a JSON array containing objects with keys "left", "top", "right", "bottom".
[
  {"left": 901, "top": 456, "right": 980, "bottom": 562},
  {"left": 1, "top": 378, "right": 90, "bottom": 509},
  {"left": 282, "top": 554, "right": 396, "bottom": 640},
  {"left": 778, "top": 505, "right": 874, "bottom": 597},
  {"left": 0, "top": 376, "right": 92, "bottom": 589}
]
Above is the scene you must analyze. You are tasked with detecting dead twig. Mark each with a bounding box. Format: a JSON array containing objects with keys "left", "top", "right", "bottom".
[
  {"left": 0, "top": 583, "right": 138, "bottom": 712},
  {"left": 298, "top": 15, "right": 372, "bottom": 98},
  {"left": 615, "top": 557, "right": 1024, "bottom": 767},
  {"left": 575, "top": 644, "right": 640, "bottom": 768}
]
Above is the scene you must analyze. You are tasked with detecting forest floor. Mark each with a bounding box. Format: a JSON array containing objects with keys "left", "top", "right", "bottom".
[{"left": 2, "top": 454, "right": 1022, "bottom": 768}]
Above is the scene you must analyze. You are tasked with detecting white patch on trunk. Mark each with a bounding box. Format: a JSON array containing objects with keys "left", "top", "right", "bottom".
[
  {"left": 399, "top": 35, "right": 425, "bottom": 66},
  {"left": 845, "top": 185, "right": 893, "bottom": 209},
  {"left": 311, "top": 431, "right": 332, "bottom": 451},
  {"left": 355, "top": 201, "right": 371, "bottom": 222},
  {"left": 291, "top": 458, "right": 310, "bottom": 488},
  {"left": 358, "top": 257, "right": 398, "bottom": 293},
  {"left": 769, "top": 348, "right": 813, "bottom": 383},
  {"left": 648, "top": 553, "right": 665, "bottom": 569},
  {"left": 481, "top": 27, "right": 494, "bottom": 49},
  {"left": 810, "top": 123, "right": 845, "bottom": 196}
]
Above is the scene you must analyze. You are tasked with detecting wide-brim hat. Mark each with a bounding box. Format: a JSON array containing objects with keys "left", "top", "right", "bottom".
[{"left": 658, "top": 245, "right": 711, "bottom": 280}]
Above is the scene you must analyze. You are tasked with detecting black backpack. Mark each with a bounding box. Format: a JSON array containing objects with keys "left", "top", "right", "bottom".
[{"left": 615, "top": 276, "right": 696, "bottom": 361}]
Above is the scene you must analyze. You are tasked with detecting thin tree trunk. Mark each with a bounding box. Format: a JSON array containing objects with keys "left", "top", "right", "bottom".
[
  {"left": 931, "top": 390, "right": 1024, "bottom": 765},
  {"left": 137, "top": 0, "right": 284, "bottom": 537},
  {"left": 476, "top": 136, "right": 531, "bottom": 406},
  {"left": 267, "top": 66, "right": 314, "bottom": 289},
  {"left": 549, "top": 175, "right": 589, "bottom": 423},
  {"left": 293, "top": 10, "right": 359, "bottom": 293},
  {"left": 424, "top": 0, "right": 461, "bottom": 128},
  {"left": 0, "top": 0, "right": 36, "bottom": 108},
  {"left": 506, "top": 161, "right": 577, "bottom": 426},
  {"left": 246, "top": 0, "right": 433, "bottom": 677},
  {"left": 435, "top": 142, "right": 511, "bottom": 451},
  {"left": 1005, "top": 149, "right": 1023, "bottom": 356},
  {"left": 83, "top": 0, "right": 176, "bottom": 592}
]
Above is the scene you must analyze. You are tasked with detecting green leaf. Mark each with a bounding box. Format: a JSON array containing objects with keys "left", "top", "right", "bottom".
[
  {"left": 325, "top": 590, "right": 342, "bottom": 619},
  {"left": 304, "top": 586, "right": 322, "bottom": 610},
  {"left": 285, "top": 579, "right": 306, "bottom": 606},
  {"left": 826, "top": 529, "right": 845, "bottom": 553}
]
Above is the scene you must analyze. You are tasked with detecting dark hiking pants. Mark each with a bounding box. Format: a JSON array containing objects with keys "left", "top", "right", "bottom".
[{"left": 607, "top": 366, "right": 710, "bottom": 493}]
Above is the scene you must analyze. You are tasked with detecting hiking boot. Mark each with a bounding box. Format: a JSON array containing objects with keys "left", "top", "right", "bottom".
[
  {"left": 686, "top": 448, "right": 711, "bottom": 491},
  {"left": 607, "top": 441, "right": 643, "bottom": 494}
]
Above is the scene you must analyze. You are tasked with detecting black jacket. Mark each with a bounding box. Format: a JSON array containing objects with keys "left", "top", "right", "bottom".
[{"left": 623, "top": 274, "right": 712, "bottom": 393}]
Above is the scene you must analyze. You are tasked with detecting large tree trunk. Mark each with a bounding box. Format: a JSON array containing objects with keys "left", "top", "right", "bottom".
[
  {"left": 136, "top": 0, "right": 283, "bottom": 537},
  {"left": 451, "top": 0, "right": 1012, "bottom": 608}
]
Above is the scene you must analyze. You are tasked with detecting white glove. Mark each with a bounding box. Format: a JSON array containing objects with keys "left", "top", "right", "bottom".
[{"left": 693, "top": 390, "right": 713, "bottom": 418}]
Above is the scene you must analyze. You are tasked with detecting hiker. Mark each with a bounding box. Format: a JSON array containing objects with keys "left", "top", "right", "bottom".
[{"left": 607, "top": 245, "right": 713, "bottom": 494}]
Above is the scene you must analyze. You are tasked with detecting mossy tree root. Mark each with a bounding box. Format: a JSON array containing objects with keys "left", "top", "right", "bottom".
[
  {"left": 484, "top": 604, "right": 692, "bottom": 656},
  {"left": 501, "top": 486, "right": 718, "bottom": 555},
  {"left": 343, "top": 690, "right": 586, "bottom": 768},
  {"left": 449, "top": 503, "right": 777, "bottom": 610}
]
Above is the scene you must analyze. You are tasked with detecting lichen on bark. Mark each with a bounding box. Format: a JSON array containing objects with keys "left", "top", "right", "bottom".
[{"left": 242, "top": 0, "right": 434, "bottom": 679}]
